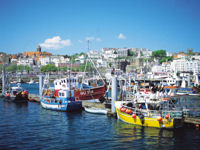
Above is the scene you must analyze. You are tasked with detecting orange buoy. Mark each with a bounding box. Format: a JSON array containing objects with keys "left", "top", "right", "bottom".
[
  {"left": 132, "top": 113, "right": 136, "bottom": 119},
  {"left": 121, "top": 108, "right": 125, "bottom": 112},
  {"left": 6, "top": 93, "right": 10, "bottom": 98},
  {"left": 165, "top": 114, "right": 170, "bottom": 119},
  {"left": 157, "top": 116, "right": 163, "bottom": 122},
  {"left": 126, "top": 109, "right": 132, "bottom": 114},
  {"left": 126, "top": 109, "right": 129, "bottom": 113}
]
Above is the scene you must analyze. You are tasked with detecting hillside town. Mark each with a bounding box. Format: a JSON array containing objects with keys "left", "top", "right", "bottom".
[{"left": 1, "top": 46, "right": 200, "bottom": 78}]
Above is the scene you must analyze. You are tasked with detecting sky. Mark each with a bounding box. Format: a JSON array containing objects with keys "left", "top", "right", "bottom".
[{"left": 0, "top": 0, "right": 200, "bottom": 55}]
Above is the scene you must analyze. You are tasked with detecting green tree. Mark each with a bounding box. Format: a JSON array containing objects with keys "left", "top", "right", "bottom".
[
  {"left": 17, "top": 65, "right": 25, "bottom": 72},
  {"left": 159, "top": 57, "right": 167, "bottom": 64},
  {"left": 152, "top": 50, "right": 166, "bottom": 58},
  {"left": 6, "top": 64, "right": 17, "bottom": 72},
  {"left": 109, "top": 62, "right": 112, "bottom": 68},
  {"left": 167, "top": 56, "right": 173, "bottom": 61},
  {"left": 80, "top": 62, "right": 92, "bottom": 72},
  {"left": 0, "top": 64, "right": 3, "bottom": 72},
  {"left": 59, "top": 66, "right": 68, "bottom": 72},
  {"left": 128, "top": 50, "right": 135, "bottom": 56},
  {"left": 41, "top": 64, "right": 57, "bottom": 73}
]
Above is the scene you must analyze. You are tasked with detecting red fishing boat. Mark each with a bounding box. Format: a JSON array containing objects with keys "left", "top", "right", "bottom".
[{"left": 74, "top": 84, "right": 106, "bottom": 101}]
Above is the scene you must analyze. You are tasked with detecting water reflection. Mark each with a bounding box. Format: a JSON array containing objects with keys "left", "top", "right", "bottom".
[{"left": 114, "top": 120, "right": 175, "bottom": 148}]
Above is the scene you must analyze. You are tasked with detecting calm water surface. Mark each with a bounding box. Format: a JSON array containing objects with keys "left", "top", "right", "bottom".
[{"left": 0, "top": 84, "right": 200, "bottom": 149}]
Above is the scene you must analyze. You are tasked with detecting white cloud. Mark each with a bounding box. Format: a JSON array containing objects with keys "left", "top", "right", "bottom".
[
  {"left": 96, "top": 38, "right": 102, "bottom": 42},
  {"left": 85, "top": 37, "right": 95, "bottom": 41},
  {"left": 118, "top": 33, "right": 126, "bottom": 39},
  {"left": 40, "top": 36, "right": 71, "bottom": 49}
]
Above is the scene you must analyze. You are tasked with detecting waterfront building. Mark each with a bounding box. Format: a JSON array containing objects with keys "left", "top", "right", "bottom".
[{"left": 171, "top": 58, "right": 200, "bottom": 74}]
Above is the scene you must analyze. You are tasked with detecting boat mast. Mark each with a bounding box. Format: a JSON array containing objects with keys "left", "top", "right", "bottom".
[{"left": 87, "top": 40, "right": 105, "bottom": 84}]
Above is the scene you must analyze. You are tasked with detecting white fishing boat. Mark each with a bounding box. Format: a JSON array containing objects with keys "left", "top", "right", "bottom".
[{"left": 84, "top": 106, "right": 108, "bottom": 115}]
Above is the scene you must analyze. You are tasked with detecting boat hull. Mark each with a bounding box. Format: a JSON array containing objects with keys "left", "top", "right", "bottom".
[
  {"left": 2, "top": 94, "right": 28, "bottom": 103},
  {"left": 74, "top": 85, "right": 106, "bottom": 100},
  {"left": 116, "top": 107, "right": 183, "bottom": 129},
  {"left": 84, "top": 107, "right": 107, "bottom": 114},
  {"left": 40, "top": 98, "right": 82, "bottom": 112}
]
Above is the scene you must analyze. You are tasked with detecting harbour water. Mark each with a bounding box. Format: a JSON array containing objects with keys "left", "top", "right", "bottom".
[{"left": 0, "top": 84, "right": 200, "bottom": 149}]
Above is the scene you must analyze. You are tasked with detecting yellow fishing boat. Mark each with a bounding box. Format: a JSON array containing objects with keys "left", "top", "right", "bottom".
[{"left": 115, "top": 101, "right": 184, "bottom": 129}]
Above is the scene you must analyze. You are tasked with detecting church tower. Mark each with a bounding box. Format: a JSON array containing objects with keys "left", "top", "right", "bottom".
[{"left": 37, "top": 45, "right": 41, "bottom": 52}]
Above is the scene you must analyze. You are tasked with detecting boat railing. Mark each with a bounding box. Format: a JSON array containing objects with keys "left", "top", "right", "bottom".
[
  {"left": 43, "top": 97, "right": 63, "bottom": 103},
  {"left": 122, "top": 105, "right": 183, "bottom": 119}
]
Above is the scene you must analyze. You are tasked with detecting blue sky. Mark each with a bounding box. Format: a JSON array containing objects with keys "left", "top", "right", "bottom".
[{"left": 0, "top": 0, "right": 200, "bottom": 55}]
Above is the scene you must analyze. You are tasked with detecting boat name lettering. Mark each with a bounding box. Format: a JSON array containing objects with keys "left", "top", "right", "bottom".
[{"left": 80, "top": 90, "right": 94, "bottom": 95}]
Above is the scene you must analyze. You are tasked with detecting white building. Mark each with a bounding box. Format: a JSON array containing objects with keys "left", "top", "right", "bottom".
[
  {"left": 39, "top": 56, "right": 70, "bottom": 67},
  {"left": 39, "top": 57, "right": 51, "bottom": 66},
  {"left": 151, "top": 65, "right": 163, "bottom": 73},
  {"left": 101, "top": 48, "right": 117, "bottom": 59},
  {"left": 88, "top": 50, "right": 102, "bottom": 59},
  {"left": 192, "top": 55, "right": 200, "bottom": 60},
  {"left": 17, "top": 57, "right": 34, "bottom": 66},
  {"left": 75, "top": 55, "right": 85, "bottom": 64},
  {"left": 171, "top": 58, "right": 200, "bottom": 74},
  {"left": 101, "top": 48, "right": 130, "bottom": 59},
  {"left": 137, "top": 48, "right": 152, "bottom": 58},
  {"left": 96, "top": 58, "right": 107, "bottom": 68},
  {"left": 50, "top": 56, "right": 69, "bottom": 67}
]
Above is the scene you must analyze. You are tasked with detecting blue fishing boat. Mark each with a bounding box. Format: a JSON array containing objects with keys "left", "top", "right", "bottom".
[
  {"left": 40, "top": 89, "right": 82, "bottom": 112},
  {"left": 177, "top": 87, "right": 199, "bottom": 96}
]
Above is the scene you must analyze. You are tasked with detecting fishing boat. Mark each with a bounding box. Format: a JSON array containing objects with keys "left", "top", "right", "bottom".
[
  {"left": 177, "top": 77, "right": 200, "bottom": 95},
  {"left": 40, "top": 75, "right": 82, "bottom": 112},
  {"left": 3, "top": 83, "right": 29, "bottom": 103},
  {"left": 84, "top": 106, "right": 108, "bottom": 115},
  {"left": 40, "top": 89, "right": 82, "bottom": 112},
  {"left": 115, "top": 97, "right": 184, "bottom": 129},
  {"left": 74, "top": 84, "right": 106, "bottom": 101},
  {"left": 73, "top": 40, "right": 106, "bottom": 102}
]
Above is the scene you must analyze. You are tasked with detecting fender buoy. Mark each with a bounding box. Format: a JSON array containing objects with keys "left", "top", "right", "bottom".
[
  {"left": 126, "top": 109, "right": 132, "bottom": 114},
  {"left": 165, "top": 114, "right": 170, "bottom": 119},
  {"left": 132, "top": 114, "right": 136, "bottom": 119},
  {"left": 157, "top": 116, "right": 163, "bottom": 122},
  {"left": 121, "top": 108, "right": 126, "bottom": 112}
]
